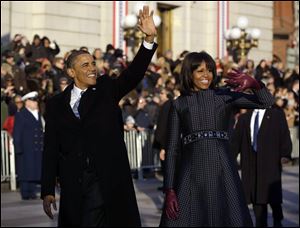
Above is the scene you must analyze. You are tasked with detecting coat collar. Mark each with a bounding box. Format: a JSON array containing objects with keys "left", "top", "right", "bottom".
[
  {"left": 78, "top": 85, "right": 98, "bottom": 120},
  {"left": 60, "top": 82, "right": 98, "bottom": 122},
  {"left": 22, "top": 107, "right": 41, "bottom": 123},
  {"left": 257, "top": 108, "right": 271, "bottom": 136},
  {"left": 246, "top": 108, "right": 271, "bottom": 139},
  {"left": 61, "top": 82, "right": 79, "bottom": 123}
]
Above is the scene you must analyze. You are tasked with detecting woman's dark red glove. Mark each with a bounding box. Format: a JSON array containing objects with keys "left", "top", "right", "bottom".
[
  {"left": 225, "top": 69, "right": 263, "bottom": 92},
  {"left": 164, "top": 189, "right": 179, "bottom": 220}
]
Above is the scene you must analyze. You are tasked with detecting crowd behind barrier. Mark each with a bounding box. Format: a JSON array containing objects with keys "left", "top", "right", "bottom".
[{"left": 1, "top": 33, "right": 299, "bottom": 190}]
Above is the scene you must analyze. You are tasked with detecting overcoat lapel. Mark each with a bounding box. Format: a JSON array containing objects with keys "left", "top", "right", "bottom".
[
  {"left": 78, "top": 85, "right": 98, "bottom": 120},
  {"left": 60, "top": 83, "right": 80, "bottom": 123},
  {"left": 257, "top": 109, "right": 271, "bottom": 139},
  {"left": 245, "top": 110, "right": 253, "bottom": 144}
]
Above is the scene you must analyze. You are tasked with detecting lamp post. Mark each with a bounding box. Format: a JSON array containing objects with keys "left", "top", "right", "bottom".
[
  {"left": 122, "top": 3, "right": 161, "bottom": 55},
  {"left": 225, "top": 16, "right": 261, "bottom": 62}
]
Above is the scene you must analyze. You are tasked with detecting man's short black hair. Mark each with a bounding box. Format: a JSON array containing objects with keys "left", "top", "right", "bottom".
[{"left": 65, "top": 50, "right": 90, "bottom": 69}]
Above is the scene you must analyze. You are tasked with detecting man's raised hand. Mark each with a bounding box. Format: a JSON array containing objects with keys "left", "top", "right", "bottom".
[{"left": 137, "top": 6, "right": 157, "bottom": 42}]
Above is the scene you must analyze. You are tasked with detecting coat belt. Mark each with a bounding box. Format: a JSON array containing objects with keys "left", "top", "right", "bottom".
[{"left": 183, "top": 130, "right": 229, "bottom": 145}]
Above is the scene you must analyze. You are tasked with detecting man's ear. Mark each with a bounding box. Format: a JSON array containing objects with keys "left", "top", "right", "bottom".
[{"left": 67, "top": 68, "right": 75, "bottom": 79}]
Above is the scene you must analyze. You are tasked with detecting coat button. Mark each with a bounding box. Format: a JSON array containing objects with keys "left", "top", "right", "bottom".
[{"left": 78, "top": 178, "right": 82, "bottom": 183}]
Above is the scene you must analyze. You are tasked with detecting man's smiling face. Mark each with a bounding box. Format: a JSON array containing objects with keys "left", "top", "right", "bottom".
[{"left": 68, "top": 54, "right": 97, "bottom": 90}]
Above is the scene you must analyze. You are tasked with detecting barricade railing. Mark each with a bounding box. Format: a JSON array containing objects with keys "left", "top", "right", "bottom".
[
  {"left": 290, "top": 126, "right": 299, "bottom": 160},
  {"left": 1, "top": 129, "right": 160, "bottom": 188},
  {"left": 1, "top": 130, "right": 16, "bottom": 190},
  {"left": 2, "top": 127, "right": 297, "bottom": 188},
  {"left": 124, "top": 129, "right": 160, "bottom": 179}
]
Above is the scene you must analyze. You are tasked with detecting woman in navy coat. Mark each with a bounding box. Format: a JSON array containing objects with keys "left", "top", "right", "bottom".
[{"left": 160, "top": 52, "right": 274, "bottom": 227}]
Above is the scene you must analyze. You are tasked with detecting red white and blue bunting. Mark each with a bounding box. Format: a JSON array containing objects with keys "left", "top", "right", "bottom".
[
  {"left": 217, "top": 1, "right": 230, "bottom": 58},
  {"left": 113, "top": 1, "right": 128, "bottom": 53}
]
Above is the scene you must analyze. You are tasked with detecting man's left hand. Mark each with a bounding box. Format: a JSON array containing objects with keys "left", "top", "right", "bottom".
[{"left": 137, "top": 6, "right": 157, "bottom": 42}]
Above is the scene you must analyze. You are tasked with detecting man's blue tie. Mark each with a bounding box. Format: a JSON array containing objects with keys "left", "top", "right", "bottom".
[
  {"left": 72, "top": 91, "right": 84, "bottom": 119},
  {"left": 253, "top": 111, "right": 259, "bottom": 152}
]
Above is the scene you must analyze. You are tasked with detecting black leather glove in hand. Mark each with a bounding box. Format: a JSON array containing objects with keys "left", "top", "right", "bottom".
[
  {"left": 164, "top": 189, "right": 179, "bottom": 220},
  {"left": 225, "top": 69, "right": 263, "bottom": 92}
]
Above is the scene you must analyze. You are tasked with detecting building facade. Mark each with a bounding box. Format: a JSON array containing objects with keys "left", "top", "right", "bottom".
[
  {"left": 273, "top": 1, "right": 299, "bottom": 69},
  {"left": 1, "top": 1, "right": 276, "bottom": 65}
]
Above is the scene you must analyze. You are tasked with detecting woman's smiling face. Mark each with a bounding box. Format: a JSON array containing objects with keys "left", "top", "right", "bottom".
[{"left": 192, "top": 61, "right": 213, "bottom": 91}]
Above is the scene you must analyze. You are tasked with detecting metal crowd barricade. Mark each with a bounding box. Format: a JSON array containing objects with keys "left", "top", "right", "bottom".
[
  {"left": 2, "top": 126, "right": 298, "bottom": 188},
  {"left": 1, "top": 128, "right": 159, "bottom": 190},
  {"left": 290, "top": 126, "right": 299, "bottom": 160},
  {"left": 1, "top": 130, "right": 16, "bottom": 190},
  {"left": 124, "top": 129, "right": 160, "bottom": 179}
]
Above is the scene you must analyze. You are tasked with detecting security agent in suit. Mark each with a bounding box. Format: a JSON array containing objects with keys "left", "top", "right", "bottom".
[
  {"left": 41, "top": 6, "right": 157, "bottom": 227},
  {"left": 230, "top": 106, "right": 292, "bottom": 227}
]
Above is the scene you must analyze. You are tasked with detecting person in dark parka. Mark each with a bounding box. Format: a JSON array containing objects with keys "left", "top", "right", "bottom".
[
  {"left": 160, "top": 52, "right": 275, "bottom": 227},
  {"left": 42, "top": 36, "right": 60, "bottom": 62},
  {"left": 230, "top": 106, "right": 292, "bottom": 227},
  {"left": 153, "top": 89, "right": 173, "bottom": 176},
  {"left": 41, "top": 6, "right": 157, "bottom": 227},
  {"left": 13, "top": 91, "right": 44, "bottom": 200},
  {"left": 25, "top": 34, "right": 48, "bottom": 63}
]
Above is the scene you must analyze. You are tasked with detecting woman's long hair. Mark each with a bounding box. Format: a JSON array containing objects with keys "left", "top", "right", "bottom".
[{"left": 180, "top": 51, "right": 217, "bottom": 95}]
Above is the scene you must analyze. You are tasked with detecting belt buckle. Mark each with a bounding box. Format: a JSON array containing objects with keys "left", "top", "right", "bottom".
[
  {"left": 191, "top": 133, "right": 197, "bottom": 142},
  {"left": 200, "top": 131, "right": 204, "bottom": 138},
  {"left": 183, "top": 137, "right": 187, "bottom": 145},
  {"left": 224, "top": 132, "right": 228, "bottom": 139}
]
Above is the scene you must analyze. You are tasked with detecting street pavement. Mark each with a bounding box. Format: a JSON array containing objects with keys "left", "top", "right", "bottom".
[{"left": 1, "top": 165, "right": 299, "bottom": 227}]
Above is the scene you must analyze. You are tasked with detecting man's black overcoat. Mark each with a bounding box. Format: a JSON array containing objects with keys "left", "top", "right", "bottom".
[
  {"left": 230, "top": 106, "right": 292, "bottom": 204},
  {"left": 41, "top": 44, "right": 157, "bottom": 227}
]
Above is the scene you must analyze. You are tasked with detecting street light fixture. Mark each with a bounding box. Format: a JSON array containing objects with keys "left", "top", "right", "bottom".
[
  {"left": 225, "top": 16, "right": 261, "bottom": 62},
  {"left": 123, "top": 3, "right": 161, "bottom": 54}
]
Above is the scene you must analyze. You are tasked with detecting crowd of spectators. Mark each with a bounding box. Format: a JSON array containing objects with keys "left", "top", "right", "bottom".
[{"left": 1, "top": 34, "right": 299, "bottom": 137}]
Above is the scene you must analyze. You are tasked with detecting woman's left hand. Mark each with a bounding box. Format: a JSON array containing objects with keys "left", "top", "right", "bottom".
[{"left": 225, "top": 69, "right": 263, "bottom": 92}]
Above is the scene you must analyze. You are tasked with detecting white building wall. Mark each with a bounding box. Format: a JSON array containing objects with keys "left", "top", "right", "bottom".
[
  {"left": 230, "top": 1, "right": 273, "bottom": 64},
  {"left": 1, "top": 1, "right": 114, "bottom": 56},
  {"left": 1, "top": 1, "right": 273, "bottom": 64},
  {"left": 1, "top": 1, "right": 11, "bottom": 41},
  {"left": 156, "top": 1, "right": 218, "bottom": 60},
  {"left": 189, "top": 1, "right": 218, "bottom": 56}
]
